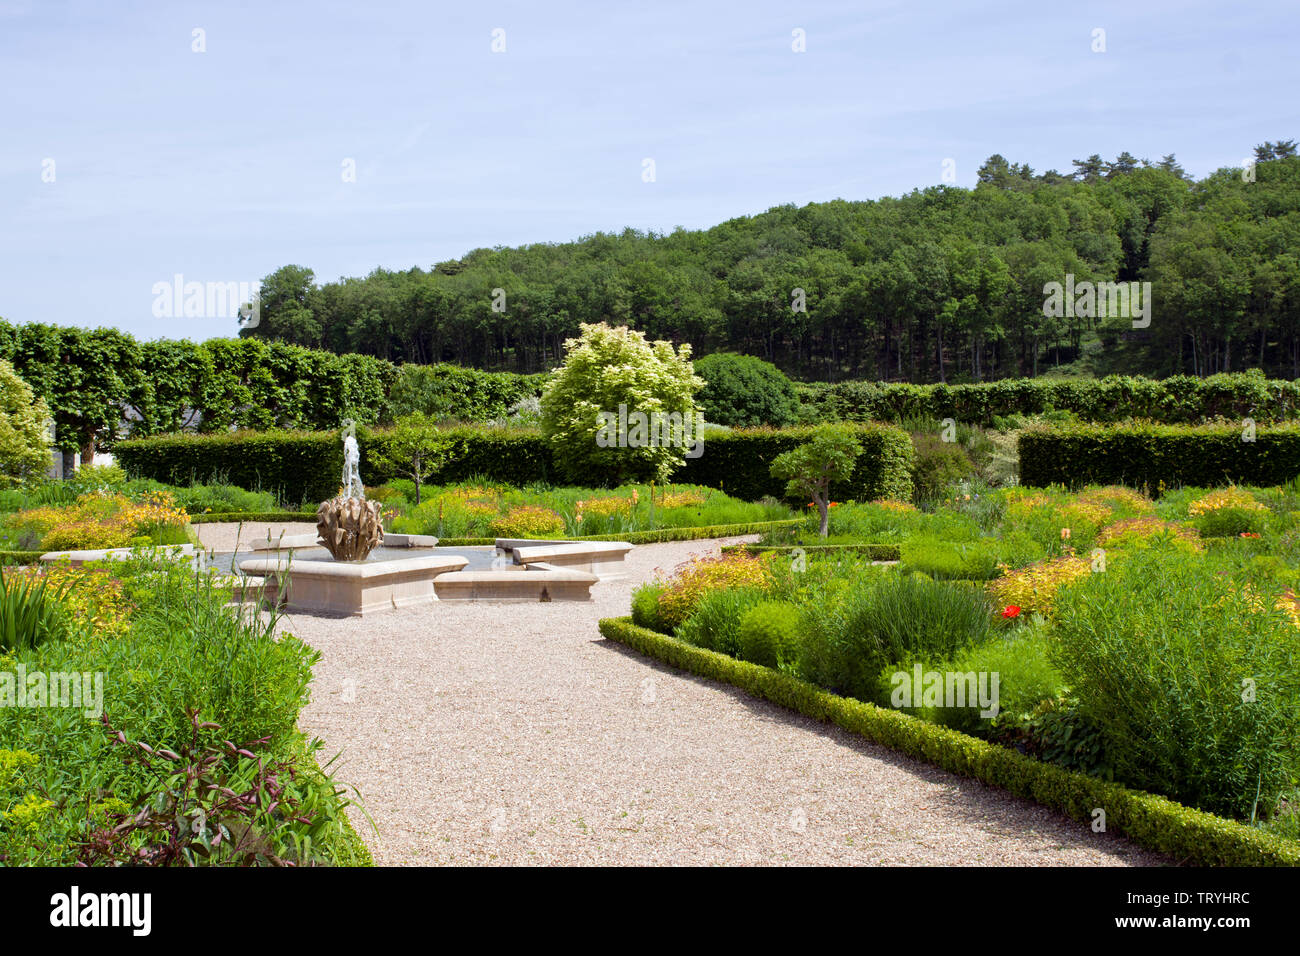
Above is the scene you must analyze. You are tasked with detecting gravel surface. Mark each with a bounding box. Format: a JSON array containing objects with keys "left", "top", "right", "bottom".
[
  {"left": 284, "top": 536, "right": 1166, "bottom": 866},
  {"left": 194, "top": 521, "right": 320, "bottom": 553}
]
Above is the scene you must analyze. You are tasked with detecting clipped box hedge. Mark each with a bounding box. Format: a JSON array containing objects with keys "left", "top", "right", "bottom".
[
  {"left": 1019, "top": 422, "right": 1300, "bottom": 489},
  {"left": 117, "top": 423, "right": 914, "bottom": 504},
  {"left": 598, "top": 617, "right": 1300, "bottom": 866}
]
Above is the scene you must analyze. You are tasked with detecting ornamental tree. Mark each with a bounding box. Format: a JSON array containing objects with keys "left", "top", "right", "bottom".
[
  {"left": 367, "top": 412, "right": 452, "bottom": 506},
  {"left": 540, "top": 323, "right": 703, "bottom": 485},
  {"left": 0, "top": 359, "right": 53, "bottom": 486},
  {"left": 770, "top": 425, "right": 862, "bottom": 536}
]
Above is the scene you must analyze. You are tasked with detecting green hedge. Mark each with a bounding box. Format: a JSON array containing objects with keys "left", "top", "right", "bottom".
[
  {"left": 800, "top": 370, "right": 1300, "bottom": 427},
  {"left": 674, "top": 424, "right": 913, "bottom": 502},
  {"left": 118, "top": 424, "right": 914, "bottom": 504},
  {"left": 598, "top": 617, "right": 1300, "bottom": 867},
  {"left": 0, "top": 550, "right": 44, "bottom": 565},
  {"left": 116, "top": 431, "right": 344, "bottom": 505},
  {"left": 1019, "top": 422, "right": 1300, "bottom": 489}
]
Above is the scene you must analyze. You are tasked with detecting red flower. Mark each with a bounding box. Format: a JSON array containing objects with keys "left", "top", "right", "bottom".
[
  {"left": 1239, "top": 531, "right": 1261, "bottom": 539},
  {"left": 1001, "top": 605, "right": 1022, "bottom": 619}
]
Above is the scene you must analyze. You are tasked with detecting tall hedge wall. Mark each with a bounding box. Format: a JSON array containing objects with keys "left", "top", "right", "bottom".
[
  {"left": 114, "top": 430, "right": 345, "bottom": 505},
  {"left": 1019, "top": 423, "right": 1300, "bottom": 489},
  {"left": 116, "top": 423, "right": 914, "bottom": 504},
  {"left": 801, "top": 371, "right": 1300, "bottom": 426}
]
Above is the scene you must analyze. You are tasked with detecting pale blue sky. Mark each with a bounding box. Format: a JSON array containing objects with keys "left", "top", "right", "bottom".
[{"left": 2, "top": 0, "right": 1297, "bottom": 340}]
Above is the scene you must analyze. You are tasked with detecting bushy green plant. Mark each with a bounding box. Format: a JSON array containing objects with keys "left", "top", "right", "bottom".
[
  {"left": 0, "top": 359, "right": 52, "bottom": 488},
  {"left": 676, "top": 587, "right": 767, "bottom": 657},
  {"left": 899, "top": 537, "right": 1001, "bottom": 581},
  {"left": 735, "top": 601, "right": 802, "bottom": 669},
  {"left": 541, "top": 323, "right": 703, "bottom": 484},
  {"left": 909, "top": 432, "right": 976, "bottom": 502},
  {"left": 908, "top": 628, "right": 1066, "bottom": 738},
  {"left": 797, "top": 571, "right": 993, "bottom": 705},
  {"left": 631, "top": 582, "right": 672, "bottom": 634},
  {"left": 1192, "top": 507, "right": 1268, "bottom": 538},
  {"left": 1051, "top": 548, "right": 1300, "bottom": 819},
  {"left": 694, "top": 352, "right": 799, "bottom": 427}
]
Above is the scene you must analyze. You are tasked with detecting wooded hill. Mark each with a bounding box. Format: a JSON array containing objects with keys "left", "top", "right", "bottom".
[{"left": 241, "top": 145, "right": 1300, "bottom": 383}]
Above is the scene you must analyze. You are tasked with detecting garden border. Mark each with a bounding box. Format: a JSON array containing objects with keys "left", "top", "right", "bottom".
[{"left": 597, "top": 616, "right": 1300, "bottom": 867}]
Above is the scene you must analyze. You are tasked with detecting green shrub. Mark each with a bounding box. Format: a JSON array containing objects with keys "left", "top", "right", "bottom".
[
  {"left": 909, "top": 433, "right": 976, "bottom": 502},
  {"left": 0, "top": 359, "right": 53, "bottom": 487},
  {"left": 736, "top": 601, "right": 802, "bottom": 669},
  {"left": 899, "top": 537, "right": 1001, "bottom": 581},
  {"left": 541, "top": 323, "right": 703, "bottom": 484},
  {"left": 797, "top": 572, "right": 994, "bottom": 706},
  {"left": 1192, "top": 507, "right": 1268, "bottom": 538},
  {"left": 631, "top": 582, "right": 672, "bottom": 634},
  {"left": 907, "top": 628, "right": 1066, "bottom": 739},
  {"left": 1051, "top": 548, "right": 1300, "bottom": 819},
  {"left": 676, "top": 587, "right": 767, "bottom": 657},
  {"left": 694, "top": 352, "right": 799, "bottom": 427}
]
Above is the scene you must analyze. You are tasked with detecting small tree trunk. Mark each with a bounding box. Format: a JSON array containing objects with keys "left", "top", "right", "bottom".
[
  {"left": 80, "top": 438, "right": 96, "bottom": 469},
  {"left": 817, "top": 495, "right": 830, "bottom": 537}
]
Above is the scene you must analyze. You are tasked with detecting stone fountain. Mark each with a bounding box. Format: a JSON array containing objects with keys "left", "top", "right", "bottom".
[{"left": 227, "top": 429, "right": 632, "bottom": 616}]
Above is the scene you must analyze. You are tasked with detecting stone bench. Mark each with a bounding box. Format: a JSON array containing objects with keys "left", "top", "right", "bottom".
[
  {"left": 433, "top": 564, "right": 598, "bottom": 602},
  {"left": 495, "top": 539, "right": 632, "bottom": 580}
]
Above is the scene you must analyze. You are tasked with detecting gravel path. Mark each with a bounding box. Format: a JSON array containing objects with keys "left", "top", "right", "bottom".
[
  {"left": 284, "top": 537, "right": 1166, "bottom": 866},
  {"left": 194, "top": 521, "right": 319, "bottom": 553}
]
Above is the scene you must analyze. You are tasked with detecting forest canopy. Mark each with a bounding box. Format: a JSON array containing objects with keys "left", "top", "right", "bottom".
[{"left": 241, "top": 147, "right": 1300, "bottom": 384}]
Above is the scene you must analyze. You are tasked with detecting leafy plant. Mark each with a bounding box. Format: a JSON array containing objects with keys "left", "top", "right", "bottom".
[
  {"left": 735, "top": 601, "right": 802, "bottom": 669},
  {"left": 75, "top": 710, "right": 327, "bottom": 866},
  {"left": 797, "top": 571, "right": 993, "bottom": 705},
  {"left": 693, "top": 352, "right": 799, "bottom": 427},
  {"left": 676, "top": 587, "right": 767, "bottom": 657},
  {"left": 0, "top": 567, "right": 77, "bottom": 652},
  {"left": 1050, "top": 548, "right": 1300, "bottom": 819},
  {"left": 541, "top": 323, "right": 703, "bottom": 485}
]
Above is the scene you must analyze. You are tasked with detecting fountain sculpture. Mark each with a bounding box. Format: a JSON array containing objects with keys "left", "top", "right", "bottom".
[{"left": 316, "top": 432, "right": 384, "bottom": 561}]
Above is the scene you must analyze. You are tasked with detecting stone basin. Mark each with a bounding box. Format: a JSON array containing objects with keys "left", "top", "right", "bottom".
[{"left": 238, "top": 549, "right": 471, "bottom": 617}]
